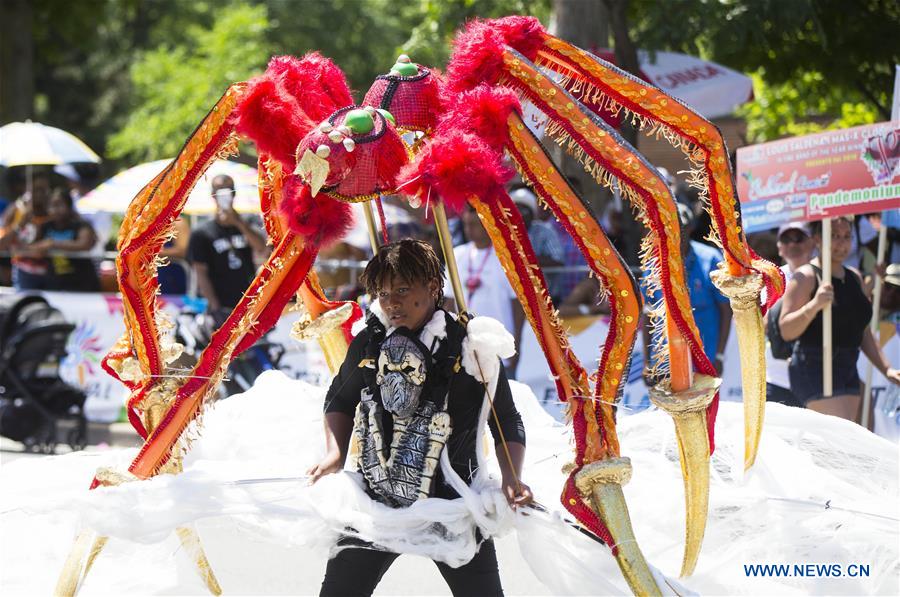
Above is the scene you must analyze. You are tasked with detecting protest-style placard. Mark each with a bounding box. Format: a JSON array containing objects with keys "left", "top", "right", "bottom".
[{"left": 736, "top": 122, "right": 900, "bottom": 233}]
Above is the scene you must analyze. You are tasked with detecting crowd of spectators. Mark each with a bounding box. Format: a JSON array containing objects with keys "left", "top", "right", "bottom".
[{"left": 1, "top": 163, "right": 896, "bottom": 416}]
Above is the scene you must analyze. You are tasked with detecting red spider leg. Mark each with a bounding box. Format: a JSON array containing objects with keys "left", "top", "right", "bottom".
[
  {"left": 107, "top": 85, "right": 245, "bottom": 439},
  {"left": 467, "top": 189, "right": 621, "bottom": 549},
  {"left": 499, "top": 24, "right": 780, "bottom": 475},
  {"left": 485, "top": 19, "right": 783, "bottom": 309},
  {"left": 505, "top": 116, "right": 639, "bottom": 457},
  {"left": 499, "top": 49, "right": 717, "bottom": 416},
  {"left": 468, "top": 188, "right": 589, "bottom": 405}
]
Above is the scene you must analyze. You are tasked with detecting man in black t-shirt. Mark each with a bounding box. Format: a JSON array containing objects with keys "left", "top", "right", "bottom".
[{"left": 187, "top": 175, "right": 268, "bottom": 321}]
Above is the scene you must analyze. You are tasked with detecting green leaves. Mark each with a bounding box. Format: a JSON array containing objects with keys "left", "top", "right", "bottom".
[
  {"left": 107, "top": 3, "right": 269, "bottom": 162},
  {"left": 738, "top": 69, "right": 879, "bottom": 143}
]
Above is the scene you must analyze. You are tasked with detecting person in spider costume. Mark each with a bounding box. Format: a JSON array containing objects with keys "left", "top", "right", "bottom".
[
  {"left": 308, "top": 238, "right": 533, "bottom": 596},
  {"left": 54, "top": 15, "right": 788, "bottom": 597}
]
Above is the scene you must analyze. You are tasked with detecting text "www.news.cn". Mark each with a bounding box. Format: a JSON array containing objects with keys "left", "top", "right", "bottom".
[{"left": 744, "top": 564, "right": 870, "bottom": 578}]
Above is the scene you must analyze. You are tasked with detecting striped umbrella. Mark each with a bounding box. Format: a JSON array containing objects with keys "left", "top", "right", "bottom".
[
  {"left": 78, "top": 159, "right": 260, "bottom": 214},
  {"left": 0, "top": 121, "right": 101, "bottom": 166}
]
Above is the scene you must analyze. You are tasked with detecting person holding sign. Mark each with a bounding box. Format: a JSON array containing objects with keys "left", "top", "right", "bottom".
[{"left": 779, "top": 216, "right": 900, "bottom": 421}]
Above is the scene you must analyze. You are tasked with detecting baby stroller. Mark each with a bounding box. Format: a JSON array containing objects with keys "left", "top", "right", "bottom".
[{"left": 0, "top": 294, "right": 88, "bottom": 453}]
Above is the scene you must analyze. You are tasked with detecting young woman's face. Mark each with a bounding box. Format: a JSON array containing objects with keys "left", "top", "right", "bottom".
[
  {"left": 816, "top": 219, "right": 852, "bottom": 263},
  {"left": 48, "top": 194, "right": 72, "bottom": 223},
  {"left": 377, "top": 275, "right": 439, "bottom": 330}
]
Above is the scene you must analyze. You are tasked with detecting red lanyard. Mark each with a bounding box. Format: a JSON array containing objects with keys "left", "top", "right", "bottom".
[{"left": 465, "top": 245, "right": 491, "bottom": 302}]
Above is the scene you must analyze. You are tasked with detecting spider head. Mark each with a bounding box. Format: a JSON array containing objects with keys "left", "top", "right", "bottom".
[{"left": 294, "top": 105, "right": 408, "bottom": 200}]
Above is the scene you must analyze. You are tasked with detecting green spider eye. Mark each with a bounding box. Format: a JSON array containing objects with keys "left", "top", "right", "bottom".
[
  {"left": 376, "top": 109, "right": 396, "bottom": 125},
  {"left": 389, "top": 57, "right": 418, "bottom": 77},
  {"left": 343, "top": 109, "right": 375, "bottom": 135}
]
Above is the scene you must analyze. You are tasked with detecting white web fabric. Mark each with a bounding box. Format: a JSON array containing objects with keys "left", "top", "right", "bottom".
[{"left": 1, "top": 370, "right": 896, "bottom": 595}]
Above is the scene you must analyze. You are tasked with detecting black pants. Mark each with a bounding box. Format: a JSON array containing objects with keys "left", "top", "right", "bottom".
[
  {"left": 319, "top": 539, "right": 503, "bottom": 597},
  {"left": 766, "top": 382, "right": 804, "bottom": 408}
]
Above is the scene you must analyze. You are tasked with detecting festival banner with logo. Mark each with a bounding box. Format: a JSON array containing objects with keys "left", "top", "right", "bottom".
[
  {"left": 736, "top": 122, "right": 900, "bottom": 233},
  {"left": 27, "top": 292, "right": 324, "bottom": 422}
]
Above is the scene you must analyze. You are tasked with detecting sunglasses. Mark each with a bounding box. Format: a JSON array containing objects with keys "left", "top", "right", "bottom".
[{"left": 779, "top": 232, "right": 807, "bottom": 244}]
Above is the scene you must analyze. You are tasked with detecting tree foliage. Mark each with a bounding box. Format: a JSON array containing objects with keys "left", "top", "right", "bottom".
[
  {"left": 22, "top": 0, "right": 900, "bottom": 168},
  {"left": 398, "top": 0, "right": 550, "bottom": 70},
  {"left": 628, "top": 0, "right": 899, "bottom": 140},
  {"left": 107, "top": 4, "right": 269, "bottom": 162},
  {"left": 737, "top": 70, "right": 879, "bottom": 142}
]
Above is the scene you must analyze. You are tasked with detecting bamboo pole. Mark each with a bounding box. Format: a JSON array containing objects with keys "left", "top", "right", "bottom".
[
  {"left": 433, "top": 201, "right": 467, "bottom": 313},
  {"left": 361, "top": 200, "right": 381, "bottom": 255},
  {"left": 861, "top": 224, "right": 889, "bottom": 428},
  {"left": 822, "top": 218, "right": 833, "bottom": 398}
]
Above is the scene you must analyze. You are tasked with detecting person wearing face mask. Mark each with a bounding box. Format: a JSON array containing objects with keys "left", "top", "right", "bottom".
[
  {"left": 187, "top": 175, "right": 268, "bottom": 323},
  {"left": 779, "top": 216, "right": 900, "bottom": 421},
  {"left": 309, "top": 239, "right": 531, "bottom": 597}
]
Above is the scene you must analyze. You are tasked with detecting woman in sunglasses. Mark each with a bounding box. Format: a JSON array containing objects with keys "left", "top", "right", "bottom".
[{"left": 779, "top": 216, "right": 900, "bottom": 421}]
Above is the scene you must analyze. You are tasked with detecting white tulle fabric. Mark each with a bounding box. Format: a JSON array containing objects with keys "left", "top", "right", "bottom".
[{"left": 1, "top": 371, "right": 897, "bottom": 595}]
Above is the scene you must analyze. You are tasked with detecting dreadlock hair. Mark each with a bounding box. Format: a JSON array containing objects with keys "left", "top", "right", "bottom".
[{"left": 360, "top": 239, "right": 446, "bottom": 307}]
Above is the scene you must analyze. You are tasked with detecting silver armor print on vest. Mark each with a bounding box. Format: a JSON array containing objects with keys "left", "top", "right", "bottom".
[
  {"left": 376, "top": 332, "right": 428, "bottom": 418},
  {"left": 354, "top": 388, "right": 452, "bottom": 507}
]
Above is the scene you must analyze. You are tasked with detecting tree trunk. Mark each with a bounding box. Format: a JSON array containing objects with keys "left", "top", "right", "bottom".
[
  {"left": 602, "top": 0, "right": 643, "bottom": 267},
  {"left": 549, "top": 0, "right": 611, "bottom": 228},
  {"left": 551, "top": 0, "right": 644, "bottom": 266},
  {"left": 0, "top": 0, "right": 35, "bottom": 123}
]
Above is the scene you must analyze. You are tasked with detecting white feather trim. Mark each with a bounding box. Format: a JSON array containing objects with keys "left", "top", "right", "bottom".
[
  {"left": 367, "top": 300, "right": 447, "bottom": 349},
  {"left": 418, "top": 309, "right": 447, "bottom": 349},
  {"left": 369, "top": 299, "right": 388, "bottom": 328},
  {"left": 460, "top": 316, "right": 516, "bottom": 383}
]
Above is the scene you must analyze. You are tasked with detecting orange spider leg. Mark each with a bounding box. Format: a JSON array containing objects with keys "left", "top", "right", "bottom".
[
  {"left": 501, "top": 51, "right": 716, "bottom": 578},
  {"left": 58, "top": 86, "right": 247, "bottom": 597},
  {"left": 525, "top": 32, "right": 778, "bottom": 470},
  {"left": 125, "top": 233, "right": 317, "bottom": 479},
  {"left": 104, "top": 84, "right": 244, "bottom": 438}
]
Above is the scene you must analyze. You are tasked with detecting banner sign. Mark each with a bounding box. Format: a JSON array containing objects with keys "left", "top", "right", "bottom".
[
  {"left": 736, "top": 122, "right": 900, "bottom": 233},
  {"left": 17, "top": 291, "right": 325, "bottom": 422}
]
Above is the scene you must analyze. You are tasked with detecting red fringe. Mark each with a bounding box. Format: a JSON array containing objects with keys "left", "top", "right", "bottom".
[
  {"left": 232, "top": 76, "right": 314, "bottom": 170},
  {"left": 268, "top": 53, "right": 353, "bottom": 123},
  {"left": 280, "top": 178, "right": 353, "bottom": 246}
]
